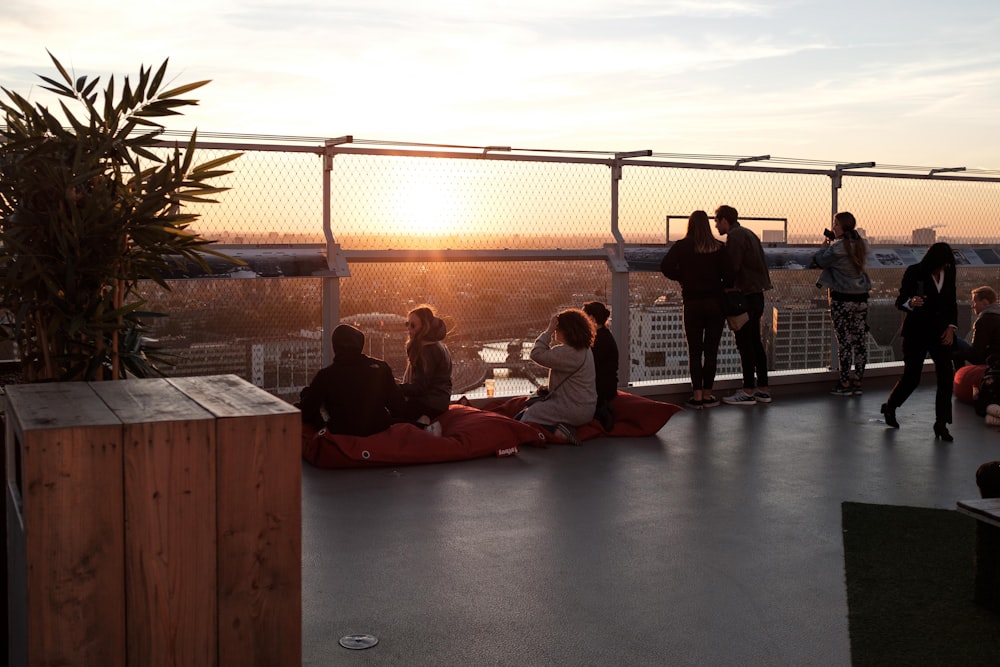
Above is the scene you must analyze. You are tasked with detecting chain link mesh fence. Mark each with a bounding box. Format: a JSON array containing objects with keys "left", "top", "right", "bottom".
[{"left": 124, "top": 139, "right": 1000, "bottom": 402}]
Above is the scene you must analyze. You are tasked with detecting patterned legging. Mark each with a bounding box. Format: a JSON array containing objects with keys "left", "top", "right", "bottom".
[{"left": 830, "top": 299, "right": 868, "bottom": 385}]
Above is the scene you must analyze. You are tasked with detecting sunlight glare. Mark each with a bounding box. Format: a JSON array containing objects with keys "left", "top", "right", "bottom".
[{"left": 392, "top": 173, "right": 465, "bottom": 236}]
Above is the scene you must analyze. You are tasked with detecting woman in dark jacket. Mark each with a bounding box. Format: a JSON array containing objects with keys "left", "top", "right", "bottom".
[
  {"left": 583, "top": 301, "right": 619, "bottom": 431},
  {"left": 881, "top": 242, "right": 959, "bottom": 440},
  {"left": 660, "top": 210, "right": 734, "bottom": 409},
  {"left": 397, "top": 304, "right": 453, "bottom": 425}
]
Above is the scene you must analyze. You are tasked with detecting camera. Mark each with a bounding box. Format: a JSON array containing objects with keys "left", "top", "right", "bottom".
[{"left": 823, "top": 229, "right": 836, "bottom": 240}]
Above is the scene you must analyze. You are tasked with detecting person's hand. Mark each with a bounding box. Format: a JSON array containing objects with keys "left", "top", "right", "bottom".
[
  {"left": 910, "top": 295, "right": 924, "bottom": 308},
  {"left": 545, "top": 314, "right": 558, "bottom": 334},
  {"left": 941, "top": 327, "right": 955, "bottom": 346}
]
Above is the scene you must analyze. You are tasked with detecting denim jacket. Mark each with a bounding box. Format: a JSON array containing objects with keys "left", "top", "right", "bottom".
[{"left": 813, "top": 240, "right": 871, "bottom": 295}]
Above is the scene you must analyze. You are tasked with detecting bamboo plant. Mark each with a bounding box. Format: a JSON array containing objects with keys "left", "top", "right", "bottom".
[{"left": 0, "top": 52, "right": 242, "bottom": 381}]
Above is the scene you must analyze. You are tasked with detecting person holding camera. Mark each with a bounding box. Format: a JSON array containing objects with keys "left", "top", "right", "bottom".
[{"left": 812, "top": 211, "right": 872, "bottom": 396}]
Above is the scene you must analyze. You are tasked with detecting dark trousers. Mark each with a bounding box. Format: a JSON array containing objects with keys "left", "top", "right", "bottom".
[
  {"left": 683, "top": 296, "right": 725, "bottom": 391},
  {"left": 887, "top": 333, "right": 955, "bottom": 423},
  {"left": 733, "top": 292, "right": 768, "bottom": 390}
]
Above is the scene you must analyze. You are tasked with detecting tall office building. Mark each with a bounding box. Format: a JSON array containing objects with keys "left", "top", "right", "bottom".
[
  {"left": 628, "top": 304, "right": 741, "bottom": 382},
  {"left": 766, "top": 304, "right": 894, "bottom": 371}
]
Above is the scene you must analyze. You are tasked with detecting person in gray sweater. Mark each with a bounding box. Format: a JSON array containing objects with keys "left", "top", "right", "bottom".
[{"left": 518, "top": 308, "right": 597, "bottom": 445}]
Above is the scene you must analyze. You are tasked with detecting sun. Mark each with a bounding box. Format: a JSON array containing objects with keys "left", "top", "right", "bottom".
[{"left": 391, "top": 172, "right": 466, "bottom": 236}]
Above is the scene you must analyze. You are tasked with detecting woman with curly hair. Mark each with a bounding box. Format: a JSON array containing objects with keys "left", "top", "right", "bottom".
[
  {"left": 397, "top": 304, "right": 453, "bottom": 428},
  {"left": 518, "top": 308, "right": 597, "bottom": 445}
]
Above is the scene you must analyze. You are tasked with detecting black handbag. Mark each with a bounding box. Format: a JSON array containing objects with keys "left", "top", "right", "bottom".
[
  {"left": 721, "top": 290, "right": 749, "bottom": 331},
  {"left": 524, "top": 386, "right": 549, "bottom": 407},
  {"left": 721, "top": 290, "right": 746, "bottom": 316}
]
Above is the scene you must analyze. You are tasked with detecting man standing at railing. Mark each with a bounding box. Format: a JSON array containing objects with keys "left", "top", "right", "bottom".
[{"left": 714, "top": 205, "right": 774, "bottom": 405}]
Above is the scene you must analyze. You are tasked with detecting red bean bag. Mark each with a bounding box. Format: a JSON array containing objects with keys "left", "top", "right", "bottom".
[
  {"left": 302, "top": 403, "right": 547, "bottom": 468},
  {"left": 955, "top": 364, "right": 988, "bottom": 404},
  {"left": 483, "top": 390, "right": 682, "bottom": 442}
]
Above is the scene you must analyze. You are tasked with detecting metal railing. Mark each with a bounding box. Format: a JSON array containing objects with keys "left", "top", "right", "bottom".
[{"left": 98, "top": 134, "right": 1000, "bottom": 400}]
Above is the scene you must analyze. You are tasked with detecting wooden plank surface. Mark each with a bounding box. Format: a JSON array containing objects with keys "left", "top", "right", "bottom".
[
  {"left": 92, "top": 377, "right": 217, "bottom": 423},
  {"left": 216, "top": 409, "right": 301, "bottom": 666},
  {"left": 5, "top": 384, "right": 126, "bottom": 666},
  {"left": 5, "top": 381, "right": 120, "bottom": 432},
  {"left": 173, "top": 375, "right": 302, "bottom": 666},
  {"left": 94, "top": 380, "right": 219, "bottom": 667},
  {"left": 958, "top": 498, "right": 1000, "bottom": 529},
  {"left": 167, "top": 374, "right": 300, "bottom": 418}
]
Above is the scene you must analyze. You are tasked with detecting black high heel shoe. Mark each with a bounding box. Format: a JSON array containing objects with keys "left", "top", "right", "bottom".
[
  {"left": 880, "top": 403, "right": 899, "bottom": 429},
  {"left": 933, "top": 422, "right": 954, "bottom": 442}
]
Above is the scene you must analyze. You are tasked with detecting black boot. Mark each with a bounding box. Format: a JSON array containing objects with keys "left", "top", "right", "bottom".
[
  {"left": 880, "top": 403, "right": 899, "bottom": 429},
  {"left": 933, "top": 422, "right": 953, "bottom": 442}
]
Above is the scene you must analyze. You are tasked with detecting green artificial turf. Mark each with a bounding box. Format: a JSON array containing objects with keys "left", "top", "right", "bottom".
[{"left": 842, "top": 501, "right": 1000, "bottom": 666}]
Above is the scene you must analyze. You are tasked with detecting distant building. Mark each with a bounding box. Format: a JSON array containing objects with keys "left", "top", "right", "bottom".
[
  {"left": 628, "top": 304, "right": 740, "bottom": 383},
  {"left": 167, "top": 341, "right": 252, "bottom": 379},
  {"left": 912, "top": 228, "right": 937, "bottom": 245},
  {"left": 765, "top": 304, "right": 894, "bottom": 371},
  {"left": 762, "top": 229, "right": 785, "bottom": 244}
]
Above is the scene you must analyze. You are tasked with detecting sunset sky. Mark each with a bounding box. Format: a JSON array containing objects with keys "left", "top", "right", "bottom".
[{"left": 2, "top": 0, "right": 999, "bottom": 170}]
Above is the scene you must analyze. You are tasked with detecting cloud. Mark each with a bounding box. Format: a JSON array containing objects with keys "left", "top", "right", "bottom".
[{"left": 1, "top": 0, "right": 999, "bottom": 167}]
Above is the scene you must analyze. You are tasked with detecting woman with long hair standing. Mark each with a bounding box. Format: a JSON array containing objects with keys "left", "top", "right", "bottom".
[
  {"left": 881, "top": 242, "right": 959, "bottom": 441},
  {"left": 813, "top": 211, "right": 872, "bottom": 395},
  {"left": 660, "top": 210, "right": 734, "bottom": 409},
  {"left": 398, "top": 304, "right": 453, "bottom": 426}
]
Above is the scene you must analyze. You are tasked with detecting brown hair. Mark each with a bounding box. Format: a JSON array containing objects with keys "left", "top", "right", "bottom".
[
  {"left": 714, "top": 205, "right": 738, "bottom": 225},
  {"left": 686, "top": 210, "right": 722, "bottom": 254},
  {"left": 972, "top": 285, "right": 997, "bottom": 304},
  {"left": 405, "top": 304, "right": 447, "bottom": 365},
  {"left": 834, "top": 211, "right": 867, "bottom": 272},
  {"left": 556, "top": 308, "right": 596, "bottom": 350}
]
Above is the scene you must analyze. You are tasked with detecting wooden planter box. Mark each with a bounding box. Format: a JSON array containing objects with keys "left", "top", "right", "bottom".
[{"left": 4, "top": 375, "right": 301, "bottom": 667}]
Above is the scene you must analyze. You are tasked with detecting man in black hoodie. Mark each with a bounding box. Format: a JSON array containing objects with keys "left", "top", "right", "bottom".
[{"left": 299, "top": 324, "right": 407, "bottom": 436}]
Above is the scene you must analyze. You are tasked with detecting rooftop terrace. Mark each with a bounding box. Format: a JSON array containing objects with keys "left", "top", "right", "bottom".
[{"left": 300, "top": 374, "right": 995, "bottom": 666}]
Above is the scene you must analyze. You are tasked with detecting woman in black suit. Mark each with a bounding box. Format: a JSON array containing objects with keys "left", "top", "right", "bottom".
[{"left": 881, "top": 242, "right": 959, "bottom": 440}]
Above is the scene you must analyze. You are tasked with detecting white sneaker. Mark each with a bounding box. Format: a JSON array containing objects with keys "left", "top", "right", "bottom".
[
  {"left": 426, "top": 421, "right": 443, "bottom": 437},
  {"left": 723, "top": 391, "right": 757, "bottom": 406}
]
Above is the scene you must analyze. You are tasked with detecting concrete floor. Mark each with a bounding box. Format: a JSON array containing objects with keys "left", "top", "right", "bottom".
[{"left": 301, "top": 376, "right": 997, "bottom": 666}]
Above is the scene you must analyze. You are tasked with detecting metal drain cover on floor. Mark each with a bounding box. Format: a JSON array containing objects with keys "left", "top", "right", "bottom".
[{"left": 339, "top": 634, "right": 379, "bottom": 650}]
